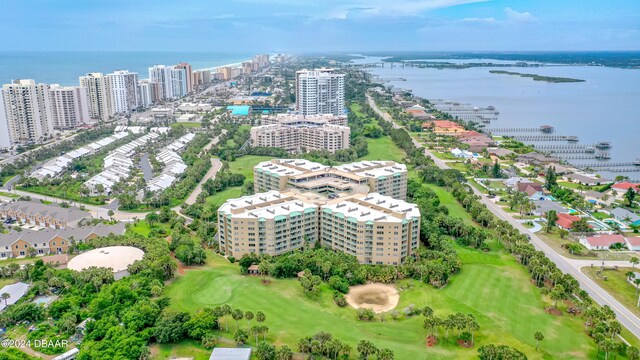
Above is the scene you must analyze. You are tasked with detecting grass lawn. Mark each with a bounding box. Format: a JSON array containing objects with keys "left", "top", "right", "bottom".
[
  {"left": 0, "top": 191, "right": 19, "bottom": 198},
  {"left": 205, "top": 187, "right": 243, "bottom": 209},
  {"left": 170, "top": 122, "right": 202, "bottom": 128},
  {"left": 128, "top": 220, "right": 172, "bottom": 237},
  {"left": 228, "top": 155, "right": 272, "bottom": 181},
  {"left": 164, "top": 249, "right": 599, "bottom": 359},
  {"left": 558, "top": 181, "right": 594, "bottom": 191},
  {"left": 16, "top": 184, "right": 105, "bottom": 205},
  {"left": 591, "top": 212, "right": 610, "bottom": 220},
  {"left": 151, "top": 339, "right": 212, "bottom": 360},
  {"left": 425, "top": 184, "right": 476, "bottom": 226},
  {"left": 582, "top": 267, "right": 640, "bottom": 318},
  {"left": 361, "top": 136, "right": 406, "bottom": 163}
]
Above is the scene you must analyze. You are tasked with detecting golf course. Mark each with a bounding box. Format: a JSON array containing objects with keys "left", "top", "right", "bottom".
[{"left": 161, "top": 241, "right": 599, "bottom": 359}]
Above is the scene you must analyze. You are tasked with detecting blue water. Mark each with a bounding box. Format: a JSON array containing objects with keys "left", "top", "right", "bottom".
[
  {"left": 0, "top": 51, "right": 253, "bottom": 86},
  {"left": 355, "top": 56, "right": 640, "bottom": 180}
]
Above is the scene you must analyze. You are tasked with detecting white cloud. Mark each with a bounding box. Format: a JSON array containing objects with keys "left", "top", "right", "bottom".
[
  {"left": 324, "top": 0, "right": 491, "bottom": 19},
  {"left": 459, "top": 17, "right": 497, "bottom": 24},
  {"left": 504, "top": 7, "right": 537, "bottom": 23}
]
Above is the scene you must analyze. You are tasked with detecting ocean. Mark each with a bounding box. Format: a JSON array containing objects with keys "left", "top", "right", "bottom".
[
  {"left": 355, "top": 57, "right": 640, "bottom": 180},
  {"left": 0, "top": 51, "right": 254, "bottom": 86}
]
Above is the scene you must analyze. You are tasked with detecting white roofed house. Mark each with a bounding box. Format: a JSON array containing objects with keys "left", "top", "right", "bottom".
[{"left": 145, "top": 132, "right": 196, "bottom": 194}]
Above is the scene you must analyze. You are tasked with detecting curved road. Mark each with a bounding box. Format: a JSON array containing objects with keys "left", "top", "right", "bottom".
[{"left": 367, "top": 93, "right": 640, "bottom": 340}]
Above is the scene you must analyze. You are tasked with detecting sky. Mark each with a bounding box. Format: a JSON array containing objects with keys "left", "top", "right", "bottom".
[{"left": 1, "top": 0, "right": 639, "bottom": 52}]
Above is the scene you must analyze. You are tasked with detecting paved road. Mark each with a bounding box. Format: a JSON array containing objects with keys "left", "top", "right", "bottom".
[
  {"left": 139, "top": 153, "right": 154, "bottom": 181},
  {"left": 185, "top": 158, "right": 222, "bottom": 205},
  {"left": 367, "top": 93, "right": 640, "bottom": 340}
]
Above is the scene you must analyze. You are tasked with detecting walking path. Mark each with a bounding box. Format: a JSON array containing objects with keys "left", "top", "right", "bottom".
[
  {"left": 367, "top": 92, "right": 640, "bottom": 340},
  {"left": 185, "top": 158, "right": 222, "bottom": 205}
]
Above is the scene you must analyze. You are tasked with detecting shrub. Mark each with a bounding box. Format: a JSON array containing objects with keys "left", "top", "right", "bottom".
[
  {"left": 357, "top": 309, "right": 375, "bottom": 321},
  {"left": 333, "top": 292, "right": 347, "bottom": 307}
]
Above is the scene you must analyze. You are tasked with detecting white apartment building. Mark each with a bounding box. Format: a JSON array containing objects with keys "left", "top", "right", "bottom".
[
  {"left": 250, "top": 124, "right": 350, "bottom": 153},
  {"left": 218, "top": 190, "right": 420, "bottom": 265},
  {"left": 48, "top": 84, "right": 91, "bottom": 129},
  {"left": 106, "top": 70, "right": 139, "bottom": 113},
  {"left": 175, "top": 63, "right": 193, "bottom": 93},
  {"left": 0, "top": 92, "right": 12, "bottom": 148},
  {"left": 79, "top": 73, "right": 114, "bottom": 122},
  {"left": 295, "top": 69, "right": 345, "bottom": 116},
  {"left": 254, "top": 159, "right": 409, "bottom": 200},
  {"left": 170, "top": 67, "right": 188, "bottom": 99},
  {"left": 260, "top": 113, "right": 348, "bottom": 127},
  {"left": 148, "top": 65, "right": 173, "bottom": 100},
  {"left": 1, "top": 79, "right": 54, "bottom": 145}
]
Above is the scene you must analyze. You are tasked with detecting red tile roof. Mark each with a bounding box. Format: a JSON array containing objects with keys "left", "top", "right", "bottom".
[
  {"left": 625, "top": 237, "right": 640, "bottom": 247},
  {"left": 612, "top": 182, "right": 640, "bottom": 191},
  {"left": 585, "top": 234, "right": 626, "bottom": 247},
  {"left": 557, "top": 213, "right": 580, "bottom": 229}
]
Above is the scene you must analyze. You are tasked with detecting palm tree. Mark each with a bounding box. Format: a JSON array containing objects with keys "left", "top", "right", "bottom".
[
  {"left": 256, "top": 310, "right": 266, "bottom": 324},
  {"left": 232, "top": 309, "right": 244, "bottom": 330},
  {"left": 631, "top": 257, "right": 639, "bottom": 269},
  {"left": 245, "top": 310, "right": 254, "bottom": 329},
  {"left": 377, "top": 348, "right": 394, "bottom": 360},
  {"left": 1, "top": 292, "right": 10, "bottom": 306},
  {"left": 356, "top": 340, "right": 377, "bottom": 360},
  {"left": 534, "top": 331, "right": 544, "bottom": 351},
  {"left": 627, "top": 271, "right": 636, "bottom": 282}
]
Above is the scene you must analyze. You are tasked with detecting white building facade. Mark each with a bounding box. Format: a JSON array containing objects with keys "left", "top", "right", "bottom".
[
  {"left": 106, "top": 70, "right": 139, "bottom": 114},
  {"left": 295, "top": 69, "right": 345, "bottom": 116},
  {"left": 1, "top": 80, "right": 54, "bottom": 145},
  {"left": 79, "top": 73, "right": 114, "bottom": 122},
  {"left": 48, "top": 84, "right": 91, "bottom": 129}
]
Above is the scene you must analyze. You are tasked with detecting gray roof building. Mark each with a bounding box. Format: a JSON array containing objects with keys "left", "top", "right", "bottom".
[
  {"left": 611, "top": 208, "right": 640, "bottom": 223},
  {"left": 209, "top": 348, "right": 252, "bottom": 360},
  {"left": 0, "top": 201, "right": 91, "bottom": 228},
  {"left": 0, "top": 282, "right": 30, "bottom": 312},
  {"left": 532, "top": 200, "right": 568, "bottom": 216}
]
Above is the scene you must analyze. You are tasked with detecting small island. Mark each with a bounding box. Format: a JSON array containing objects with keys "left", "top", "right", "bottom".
[{"left": 489, "top": 70, "right": 585, "bottom": 83}]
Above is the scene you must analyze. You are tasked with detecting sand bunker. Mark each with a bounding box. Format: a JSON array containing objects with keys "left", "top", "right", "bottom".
[{"left": 345, "top": 283, "right": 399, "bottom": 313}]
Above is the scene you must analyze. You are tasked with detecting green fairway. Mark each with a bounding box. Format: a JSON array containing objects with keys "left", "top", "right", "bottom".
[
  {"left": 361, "top": 136, "right": 406, "bottom": 163},
  {"left": 129, "top": 220, "right": 171, "bottom": 237},
  {"left": 583, "top": 267, "right": 640, "bottom": 318},
  {"left": 164, "top": 249, "right": 598, "bottom": 359},
  {"left": 228, "top": 155, "right": 272, "bottom": 181},
  {"left": 426, "top": 184, "right": 476, "bottom": 226},
  {"left": 205, "top": 187, "right": 243, "bottom": 208}
]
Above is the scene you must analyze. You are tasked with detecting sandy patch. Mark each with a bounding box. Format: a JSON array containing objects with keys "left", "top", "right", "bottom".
[{"left": 345, "top": 283, "right": 399, "bottom": 313}]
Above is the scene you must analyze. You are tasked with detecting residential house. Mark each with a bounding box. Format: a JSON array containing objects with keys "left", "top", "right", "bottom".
[
  {"left": 517, "top": 182, "right": 545, "bottom": 200},
  {"left": 610, "top": 208, "right": 640, "bottom": 226},
  {"left": 583, "top": 190, "right": 614, "bottom": 206},
  {"left": 579, "top": 234, "right": 627, "bottom": 250},
  {"left": 0, "top": 201, "right": 90, "bottom": 229},
  {"left": 488, "top": 148, "right": 515, "bottom": 158},
  {"left": 517, "top": 152, "right": 557, "bottom": 166},
  {"left": 625, "top": 237, "right": 640, "bottom": 251},
  {"left": 503, "top": 177, "right": 534, "bottom": 189},
  {"left": 612, "top": 182, "right": 640, "bottom": 194},
  {"left": 564, "top": 173, "right": 612, "bottom": 186},
  {"left": 0, "top": 223, "right": 125, "bottom": 259},
  {"left": 557, "top": 213, "right": 581, "bottom": 230},
  {"left": 532, "top": 200, "right": 568, "bottom": 216}
]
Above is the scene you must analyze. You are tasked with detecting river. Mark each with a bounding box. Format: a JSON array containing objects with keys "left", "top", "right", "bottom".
[{"left": 355, "top": 57, "right": 640, "bottom": 180}]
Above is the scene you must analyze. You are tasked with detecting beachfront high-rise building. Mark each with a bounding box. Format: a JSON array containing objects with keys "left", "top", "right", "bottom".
[
  {"left": 79, "top": 73, "right": 114, "bottom": 122},
  {"left": 191, "top": 70, "right": 211, "bottom": 89},
  {"left": 148, "top": 65, "right": 173, "bottom": 100},
  {"left": 170, "top": 67, "right": 188, "bottom": 98},
  {"left": 174, "top": 62, "right": 193, "bottom": 93},
  {"left": 1, "top": 80, "right": 54, "bottom": 145},
  {"left": 295, "top": 69, "right": 345, "bottom": 116},
  {"left": 250, "top": 114, "right": 350, "bottom": 153},
  {"left": 218, "top": 189, "right": 420, "bottom": 265},
  {"left": 137, "top": 80, "right": 154, "bottom": 108},
  {"left": 0, "top": 92, "right": 11, "bottom": 148},
  {"left": 48, "top": 84, "right": 91, "bottom": 129},
  {"left": 252, "top": 54, "right": 270, "bottom": 71},
  {"left": 106, "top": 70, "right": 139, "bottom": 114}
]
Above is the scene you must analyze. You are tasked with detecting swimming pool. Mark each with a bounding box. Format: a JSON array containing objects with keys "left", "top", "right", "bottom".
[
  {"left": 587, "top": 220, "right": 609, "bottom": 231},
  {"left": 567, "top": 208, "right": 579, "bottom": 215}
]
